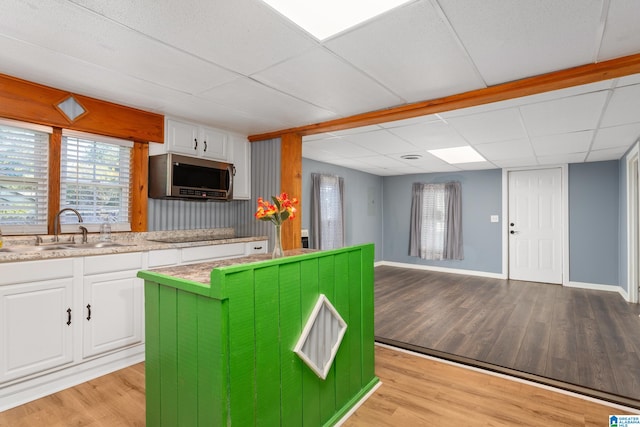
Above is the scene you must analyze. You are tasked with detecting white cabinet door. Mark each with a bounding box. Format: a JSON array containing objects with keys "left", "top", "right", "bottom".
[
  {"left": 0, "top": 278, "right": 74, "bottom": 384},
  {"left": 230, "top": 134, "right": 251, "bottom": 199},
  {"left": 166, "top": 118, "right": 199, "bottom": 157},
  {"left": 82, "top": 270, "right": 143, "bottom": 359},
  {"left": 200, "top": 126, "right": 228, "bottom": 161}
]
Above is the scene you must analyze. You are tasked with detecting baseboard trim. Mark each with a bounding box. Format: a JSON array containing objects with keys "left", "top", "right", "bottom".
[
  {"left": 565, "top": 280, "right": 626, "bottom": 298},
  {"left": 376, "top": 261, "right": 506, "bottom": 279}
]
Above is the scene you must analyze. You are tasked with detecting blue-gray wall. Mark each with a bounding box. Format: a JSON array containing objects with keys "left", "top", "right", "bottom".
[
  {"left": 568, "top": 161, "right": 620, "bottom": 286},
  {"left": 382, "top": 169, "right": 503, "bottom": 273},
  {"left": 302, "top": 158, "right": 384, "bottom": 261}
]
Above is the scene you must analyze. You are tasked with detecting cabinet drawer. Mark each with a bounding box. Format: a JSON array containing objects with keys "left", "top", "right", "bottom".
[
  {"left": 245, "top": 240, "right": 268, "bottom": 255},
  {"left": 181, "top": 243, "right": 244, "bottom": 263},
  {"left": 0, "top": 258, "right": 74, "bottom": 286},
  {"left": 84, "top": 252, "right": 143, "bottom": 275},
  {"left": 148, "top": 249, "right": 180, "bottom": 268}
]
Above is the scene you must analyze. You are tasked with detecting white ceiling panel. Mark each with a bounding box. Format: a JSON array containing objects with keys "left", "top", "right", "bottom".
[
  {"left": 453, "top": 161, "right": 495, "bottom": 170},
  {"left": 387, "top": 121, "right": 468, "bottom": 149},
  {"left": 342, "top": 130, "right": 417, "bottom": 154},
  {"left": 253, "top": 48, "right": 403, "bottom": 116},
  {"left": 446, "top": 108, "right": 527, "bottom": 144},
  {"left": 325, "top": 1, "right": 485, "bottom": 103},
  {"left": 531, "top": 131, "right": 594, "bottom": 156},
  {"left": 592, "top": 123, "right": 640, "bottom": 150},
  {"left": 474, "top": 139, "right": 535, "bottom": 161},
  {"left": 492, "top": 157, "right": 539, "bottom": 168},
  {"left": 600, "top": 84, "right": 640, "bottom": 127},
  {"left": 303, "top": 138, "right": 378, "bottom": 158},
  {"left": 586, "top": 147, "right": 629, "bottom": 162},
  {"left": 200, "top": 77, "right": 337, "bottom": 130},
  {"left": 437, "top": 0, "right": 604, "bottom": 85},
  {"left": 0, "top": 0, "right": 239, "bottom": 95},
  {"left": 538, "top": 153, "right": 587, "bottom": 165},
  {"left": 68, "top": 0, "right": 317, "bottom": 75},
  {"left": 520, "top": 91, "right": 610, "bottom": 137},
  {"left": 359, "top": 155, "right": 408, "bottom": 169},
  {"left": 598, "top": 0, "right": 640, "bottom": 60}
]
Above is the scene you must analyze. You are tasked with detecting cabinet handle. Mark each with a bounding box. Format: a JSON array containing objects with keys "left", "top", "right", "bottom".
[
  {"left": 254, "top": 246, "right": 263, "bottom": 250},
  {"left": 203, "top": 140, "right": 207, "bottom": 152},
  {"left": 194, "top": 138, "right": 198, "bottom": 150},
  {"left": 86, "top": 304, "right": 92, "bottom": 321},
  {"left": 66, "top": 308, "right": 72, "bottom": 326}
]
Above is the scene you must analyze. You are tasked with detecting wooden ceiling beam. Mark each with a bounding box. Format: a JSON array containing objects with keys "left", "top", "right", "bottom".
[{"left": 248, "top": 52, "right": 640, "bottom": 142}]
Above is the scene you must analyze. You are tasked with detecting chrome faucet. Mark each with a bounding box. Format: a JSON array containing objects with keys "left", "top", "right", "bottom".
[{"left": 54, "top": 208, "right": 84, "bottom": 242}]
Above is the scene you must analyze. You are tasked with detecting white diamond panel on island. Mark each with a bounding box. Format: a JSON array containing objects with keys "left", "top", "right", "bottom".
[{"left": 294, "top": 294, "right": 347, "bottom": 380}]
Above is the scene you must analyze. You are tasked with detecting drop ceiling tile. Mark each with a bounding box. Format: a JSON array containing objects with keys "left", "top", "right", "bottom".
[
  {"left": 586, "top": 147, "right": 628, "bottom": 162},
  {"left": 200, "top": 77, "right": 337, "bottom": 129},
  {"left": 492, "top": 157, "right": 539, "bottom": 168},
  {"left": 446, "top": 108, "right": 527, "bottom": 144},
  {"left": 379, "top": 115, "right": 443, "bottom": 129},
  {"left": 598, "top": 0, "right": 640, "bottom": 60},
  {"left": 592, "top": 123, "right": 640, "bottom": 150},
  {"left": 453, "top": 161, "right": 496, "bottom": 170},
  {"left": 331, "top": 125, "right": 383, "bottom": 136},
  {"left": 303, "top": 138, "right": 378, "bottom": 158},
  {"left": 531, "top": 131, "right": 594, "bottom": 156},
  {"left": 392, "top": 152, "right": 459, "bottom": 170},
  {"left": 358, "top": 155, "right": 407, "bottom": 169},
  {"left": 438, "top": 0, "right": 604, "bottom": 85},
  {"left": 68, "top": 0, "right": 317, "bottom": 75},
  {"left": 387, "top": 121, "right": 468, "bottom": 149},
  {"left": 325, "top": 1, "right": 485, "bottom": 103},
  {"left": 342, "top": 130, "right": 417, "bottom": 154},
  {"left": 302, "top": 146, "right": 343, "bottom": 162},
  {"left": 520, "top": 91, "right": 609, "bottom": 137},
  {"left": 328, "top": 157, "right": 380, "bottom": 170},
  {"left": 253, "top": 48, "right": 403, "bottom": 116},
  {"left": 615, "top": 73, "right": 640, "bottom": 88},
  {"left": 538, "top": 152, "right": 587, "bottom": 165},
  {"left": 600, "top": 84, "right": 640, "bottom": 127},
  {"left": 0, "top": 0, "right": 238, "bottom": 94},
  {"left": 474, "top": 138, "right": 535, "bottom": 161}
]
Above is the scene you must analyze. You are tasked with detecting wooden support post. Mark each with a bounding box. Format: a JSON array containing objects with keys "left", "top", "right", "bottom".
[{"left": 280, "top": 132, "right": 302, "bottom": 249}]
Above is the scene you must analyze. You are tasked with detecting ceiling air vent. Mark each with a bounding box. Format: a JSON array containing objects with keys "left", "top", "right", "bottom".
[{"left": 400, "top": 154, "right": 422, "bottom": 160}]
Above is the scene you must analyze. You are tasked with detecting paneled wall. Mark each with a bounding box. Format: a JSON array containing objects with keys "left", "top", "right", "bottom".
[
  {"left": 147, "top": 198, "right": 239, "bottom": 231},
  {"left": 236, "top": 138, "right": 281, "bottom": 245}
]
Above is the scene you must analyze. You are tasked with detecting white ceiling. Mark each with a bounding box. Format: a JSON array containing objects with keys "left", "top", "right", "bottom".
[{"left": 1, "top": 0, "right": 640, "bottom": 175}]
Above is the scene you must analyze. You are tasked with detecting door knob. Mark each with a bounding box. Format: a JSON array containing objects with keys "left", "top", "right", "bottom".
[{"left": 510, "top": 223, "right": 515, "bottom": 226}]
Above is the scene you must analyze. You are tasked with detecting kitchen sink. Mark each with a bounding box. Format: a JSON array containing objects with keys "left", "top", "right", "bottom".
[{"left": 0, "top": 241, "right": 135, "bottom": 253}]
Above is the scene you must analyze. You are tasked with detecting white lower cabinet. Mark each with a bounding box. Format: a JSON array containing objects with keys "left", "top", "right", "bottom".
[
  {"left": 0, "top": 277, "right": 74, "bottom": 384},
  {"left": 245, "top": 240, "right": 268, "bottom": 255},
  {"left": 82, "top": 270, "right": 143, "bottom": 359}
]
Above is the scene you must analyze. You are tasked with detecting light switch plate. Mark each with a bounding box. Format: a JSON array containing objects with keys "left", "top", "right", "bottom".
[{"left": 490, "top": 215, "right": 499, "bottom": 223}]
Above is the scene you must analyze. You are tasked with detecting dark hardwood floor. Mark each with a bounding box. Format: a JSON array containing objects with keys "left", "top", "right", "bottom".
[{"left": 374, "top": 266, "right": 640, "bottom": 407}]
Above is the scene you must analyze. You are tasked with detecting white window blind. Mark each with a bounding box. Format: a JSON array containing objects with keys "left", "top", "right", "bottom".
[
  {"left": 0, "top": 120, "right": 50, "bottom": 235},
  {"left": 60, "top": 131, "right": 132, "bottom": 232},
  {"left": 420, "top": 184, "right": 447, "bottom": 260},
  {"left": 311, "top": 173, "right": 344, "bottom": 250}
]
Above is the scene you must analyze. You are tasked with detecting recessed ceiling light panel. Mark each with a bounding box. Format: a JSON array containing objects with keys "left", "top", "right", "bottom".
[
  {"left": 428, "top": 146, "right": 486, "bottom": 164},
  {"left": 261, "top": 0, "right": 413, "bottom": 40}
]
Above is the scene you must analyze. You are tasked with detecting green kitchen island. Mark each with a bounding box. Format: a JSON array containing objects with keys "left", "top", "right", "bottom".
[{"left": 137, "top": 244, "right": 379, "bottom": 427}]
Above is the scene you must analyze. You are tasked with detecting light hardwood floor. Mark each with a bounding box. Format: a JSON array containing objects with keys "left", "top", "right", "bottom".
[
  {"left": 0, "top": 346, "right": 635, "bottom": 426},
  {"left": 374, "top": 266, "right": 640, "bottom": 406}
]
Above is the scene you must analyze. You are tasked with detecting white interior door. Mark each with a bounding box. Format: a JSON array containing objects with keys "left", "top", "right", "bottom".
[
  {"left": 508, "top": 168, "right": 563, "bottom": 284},
  {"left": 627, "top": 151, "right": 639, "bottom": 303}
]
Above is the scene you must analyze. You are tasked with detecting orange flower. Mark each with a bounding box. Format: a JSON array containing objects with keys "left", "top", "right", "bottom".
[{"left": 255, "top": 193, "right": 299, "bottom": 225}]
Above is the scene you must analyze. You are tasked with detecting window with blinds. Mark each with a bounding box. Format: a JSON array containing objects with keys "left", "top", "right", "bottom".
[
  {"left": 420, "top": 183, "right": 446, "bottom": 260},
  {"left": 60, "top": 131, "right": 132, "bottom": 232},
  {"left": 0, "top": 120, "right": 50, "bottom": 234}
]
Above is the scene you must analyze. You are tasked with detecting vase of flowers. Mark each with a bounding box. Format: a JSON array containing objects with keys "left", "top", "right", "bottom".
[{"left": 255, "top": 193, "right": 298, "bottom": 258}]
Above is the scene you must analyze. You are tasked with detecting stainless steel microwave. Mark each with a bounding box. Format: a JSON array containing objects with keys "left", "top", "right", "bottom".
[{"left": 148, "top": 153, "right": 233, "bottom": 201}]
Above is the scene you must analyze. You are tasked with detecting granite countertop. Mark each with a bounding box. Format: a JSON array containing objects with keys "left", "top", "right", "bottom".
[
  {"left": 147, "top": 249, "right": 315, "bottom": 284},
  {"left": 0, "top": 228, "right": 268, "bottom": 263}
]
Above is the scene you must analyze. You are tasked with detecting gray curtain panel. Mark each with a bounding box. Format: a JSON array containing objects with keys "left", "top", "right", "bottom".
[
  {"left": 408, "top": 181, "right": 463, "bottom": 260},
  {"left": 310, "top": 173, "right": 345, "bottom": 250},
  {"left": 408, "top": 182, "right": 424, "bottom": 257},
  {"left": 443, "top": 181, "right": 463, "bottom": 260}
]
